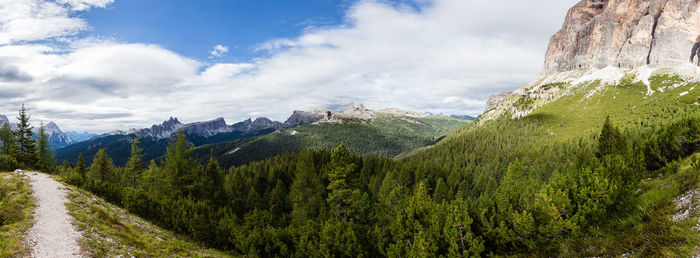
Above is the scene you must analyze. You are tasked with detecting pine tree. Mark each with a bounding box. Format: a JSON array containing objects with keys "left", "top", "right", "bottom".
[
  {"left": 76, "top": 153, "right": 87, "bottom": 177},
  {"left": 14, "top": 104, "right": 37, "bottom": 167},
  {"left": 597, "top": 116, "right": 627, "bottom": 157},
  {"left": 125, "top": 138, "right": 143, "bottom": 188},
  {"left": 90, "top": 149, "right": 114, "bottom": 183},
  {"left": 326, "top": 144, "right": 358, "bottom": 220},
  {"left": 36, "top": 122, "right": 55, "bottom": 172},
  {"left": 196, "top": 150, "right": 223, "bottom": 201},
  {"left": 0, "top": 122, "right": 16, "bottom": 155},
  {"left": 163, "top": 130, "right": 198, "bottom": 196}
]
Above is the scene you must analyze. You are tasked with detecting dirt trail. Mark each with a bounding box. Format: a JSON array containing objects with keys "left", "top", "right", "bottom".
[{"left": 25, "top": 172, "right": 84, "bottom": 257}]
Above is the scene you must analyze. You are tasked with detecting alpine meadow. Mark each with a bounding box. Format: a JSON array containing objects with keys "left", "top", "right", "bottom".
[{"left": 0, "top": 0, "right": 699, "bottom": 257}]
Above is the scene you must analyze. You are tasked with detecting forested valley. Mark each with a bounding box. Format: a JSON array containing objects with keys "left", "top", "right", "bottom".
[{"left": 2, "top": 100, "right": 697, "bottom": 256}]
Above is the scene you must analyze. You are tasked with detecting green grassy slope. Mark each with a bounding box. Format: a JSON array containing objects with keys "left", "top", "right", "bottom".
[
  {"left": 58, "top": 178, "right": 226, "bottom": 257},
  {"left": 529, "top": 75, "right": 698, "bottom": 141},
  {"left": 194, "top": 115, "right": 469, "bottom": 168},
  {"left": 0, "top": 172, "right": 34, "bottom": 257}
]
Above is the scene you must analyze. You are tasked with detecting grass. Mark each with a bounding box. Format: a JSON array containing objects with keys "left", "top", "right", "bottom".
[
  {"left": 516, "top": 75, "right": 699, "bottom": 142},
  {"left": 0, "top": 172, "right": 34, "bottom": 257},
  {"left": 558, "top": 153, "right": 700, "bottom": 257},
  {"left": 62, "top": 184, "right": 228, "bottom": 257}
]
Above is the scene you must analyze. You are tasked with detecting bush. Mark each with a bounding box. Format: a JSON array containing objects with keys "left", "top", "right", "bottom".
[
  {"left": 61, "top": 169, "right": 85, "bottom": 187},
  {"left": 0, "top": 155, "right": 19, "bottom": 171}
]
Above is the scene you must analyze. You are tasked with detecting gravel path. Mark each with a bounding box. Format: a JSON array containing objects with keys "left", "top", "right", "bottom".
[{"left": 25, "top": 172, "right": 84, "bottom": 257}]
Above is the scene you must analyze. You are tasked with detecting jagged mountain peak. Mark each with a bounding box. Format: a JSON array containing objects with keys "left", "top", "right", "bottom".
[{"left": 543, "top": 0, "right": 700, "bottom": 75}]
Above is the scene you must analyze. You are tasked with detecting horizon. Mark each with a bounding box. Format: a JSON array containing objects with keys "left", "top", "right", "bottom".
[{"left": 0, "top": 0, "right": 578, "bottom": 132}]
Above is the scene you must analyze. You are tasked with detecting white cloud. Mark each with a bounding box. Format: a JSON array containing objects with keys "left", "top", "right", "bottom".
[
  {"left": 0, "top": 0, "right": 113, "bottom": 44},
  {"left": 0, "top": 0, "right": 580, "bottom": 131},
  {"left": 209, "top": 44, "right": 229, "bottom": 58}
]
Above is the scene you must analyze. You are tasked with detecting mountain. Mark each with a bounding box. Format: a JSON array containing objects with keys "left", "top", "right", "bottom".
[
  {"left": 56, "top": 116, "right": 281, "bottom": 166},
  {"left": 484, "top": 0, "right": 700, "bottom": 123},
  {"left": 543, "top": 0, "right": 700, "bottom": 75},
  {"left": 64, "top": 131, "right": 99, "bottom": 142},
  {"left": 193, "top": 104, "right": 468, "bottom": 168},
  {"left": 38, "top": 121, "right": 75, "bottom": 149},
  {"left": 45, "top": 1, "right": 700, "bottom": 257}
]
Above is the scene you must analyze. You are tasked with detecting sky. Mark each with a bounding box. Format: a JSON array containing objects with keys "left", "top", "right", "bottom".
[{"left": 0, "top": 0, "right": 579, "bottom": 132}]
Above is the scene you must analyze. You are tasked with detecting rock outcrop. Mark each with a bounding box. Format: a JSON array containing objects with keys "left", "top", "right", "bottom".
[
  {"left": 342, "top": 103, "right": 375, "bottom": 120},
  {"left": 282, "top": 111, "right": 325, "bottom": 128},
  {"left": 133, "top": 117, "right": 185, "bottom": 139},
  {"left": 182, "top": 117, "right": 232, "bottom": 138},
  {"left": 543, "top": 0, "right": 700, "bottom": 75},
  {"left": 484, "top": 92, "right": 513, "bottom": 112}
]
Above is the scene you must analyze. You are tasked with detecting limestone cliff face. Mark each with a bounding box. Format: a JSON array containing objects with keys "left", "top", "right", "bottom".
[{"left": 543, "top": 0, "right": 700, "bottom": 75}]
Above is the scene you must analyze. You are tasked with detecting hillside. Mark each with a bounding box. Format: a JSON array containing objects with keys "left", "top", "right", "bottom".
[
  {"left": 193, "top": 114, "right": 469, "bottom": 168},
  {"left": 61, "top": 180, "right": 226, "bottom": 257}
]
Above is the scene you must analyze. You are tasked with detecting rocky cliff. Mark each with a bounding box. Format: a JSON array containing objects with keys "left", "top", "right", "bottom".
[
  {"left": 543, "top": 0, "right": 700, "bottom": 75},
  {"left": 41, "top": 121, "right": 75, "bottom": 148},
  {"left": 482, "top": 0, "right": 700, "bottom": 120}
]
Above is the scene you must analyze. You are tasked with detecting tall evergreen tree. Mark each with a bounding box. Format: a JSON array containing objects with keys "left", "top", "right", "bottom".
[
  {"left": 76, "top": 153, "right": 87, "bottom": 177},
  {"left": 0, "top": 122, "right": 16, "bottom": 155},
  {"left": 36, "top": 122, "right": 55, "bottom": 172},
  {"left": 126, "top": 138, "right": 143, "bottom": 188},
  {"left": 163, "top": 130, "right": 199, "bottom": 196},
  {"left": 195, "top": 150, "right": 223, "bottom": 201},
  {"left": 90, "top": 149, "right": 114, "bottom": 183},
  {"left": 14, "top": 104, "right": 37, "bottom": 167}
]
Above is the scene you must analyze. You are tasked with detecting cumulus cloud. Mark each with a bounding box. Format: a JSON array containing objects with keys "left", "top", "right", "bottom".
[
  {"left": 0, "top": 0, "right": 113, "bottom": 44},
  {"left": 209, "top": 44, "right": 229, "bottom": 58},
  {"left": 0, "top": 0, "right": 579, "bottom": 132}
]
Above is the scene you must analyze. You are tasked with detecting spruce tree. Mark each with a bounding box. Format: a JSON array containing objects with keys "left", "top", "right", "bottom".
[
  {"left": 36, "top": 122, "right": 55, "bottom": 172},
  {"left": 76, "top": 153, "right": 87, "bottom": 177},
  {"left": 125, "top": 138, "right": 143, "bottom": 188},
  {"left": 14, "top": 104, "right": 37, "bottom": 167},
  {"left": 0, "top": 122, "right": 16, "bottom": 155},
  {"left": 90, "top": 149, "right": 114, "bottom": 183},
  {"left": 196, "top": 150, "right": 223, "bottom": 201},
  {"left": 163, "top": 130, "right": 198, "bottom": 196}
]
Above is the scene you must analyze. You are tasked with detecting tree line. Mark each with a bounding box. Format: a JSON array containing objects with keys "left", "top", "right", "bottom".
[
  {"left": 55, "top": 113, "right": 699, "bottom": 256},
  {"left": 1, "top": 103, "right": 697, "bottom": 256},
  {"left": 0, "top": 104, "right": 55, "bottom": 172}
]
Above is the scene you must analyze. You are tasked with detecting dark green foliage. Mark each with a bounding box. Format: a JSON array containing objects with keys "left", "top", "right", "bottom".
[
  {"left": 0, "top": 122, "right": 16, "bottom": 156},
  {"left": 0, "top": 155, "right": 18, "bottom": 171},
  {"left": 641, "top": 116, "right": 700, "bottom": 171},
  {"left": 89, "top": 149, "right": 115, "bottom": 183},
  {"left": 125, "top": 138, "right": 143, "bottom": 188},
  {"left": 597, "top": 116, "right": 627, "bottom": 157},
  {"left": 54, "top": 88, "right": 699, "bottom": 257},
  {"left": 14, "top": 104, "right": 37, "bottom": 168},
  {"left": 35, "top": 123, "right": 56, "bottom": 173}
]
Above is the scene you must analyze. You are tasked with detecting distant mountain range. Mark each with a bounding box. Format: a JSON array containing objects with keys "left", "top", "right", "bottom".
[
  {"left": 55, "top": 104, "right": 468, "bottom": 167},
  {"left": 192, "top": 104, "right": 470, "bottom": 168}
]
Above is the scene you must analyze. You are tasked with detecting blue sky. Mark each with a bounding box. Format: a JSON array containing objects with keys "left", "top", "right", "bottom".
[
  {"left": 81, "top": 0, "right": 352, "bottom": 62},
  {"left": 0, "top": 0, "right": 578, "bottom": 132}
]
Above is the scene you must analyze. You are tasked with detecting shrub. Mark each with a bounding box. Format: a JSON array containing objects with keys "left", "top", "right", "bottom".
[{"left": 0, "top": 155, "right": 19, "bottom": 171}]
